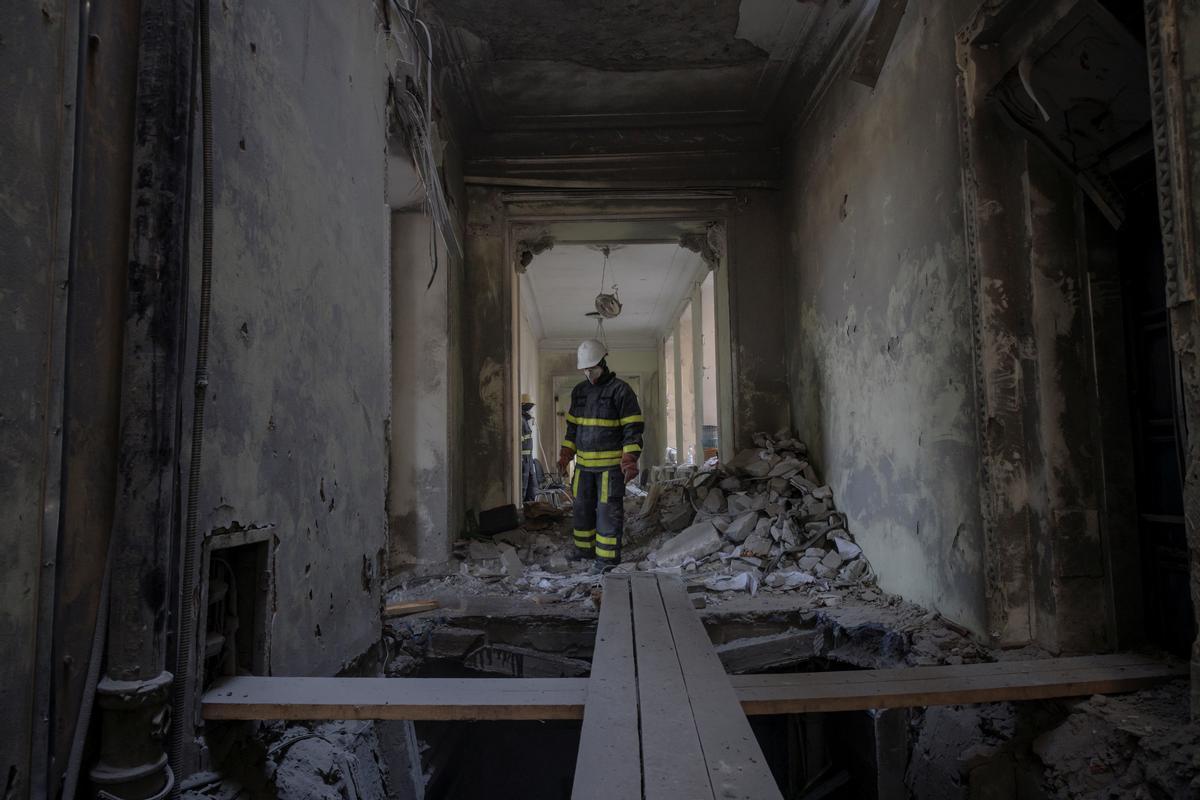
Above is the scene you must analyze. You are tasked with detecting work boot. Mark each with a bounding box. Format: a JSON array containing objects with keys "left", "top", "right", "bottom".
[
  {"left": 589, "top": 560, "right": 615, "bottom": 576},
  {"left": 568, "top": 546, "right": 593, "bottom": 563}
]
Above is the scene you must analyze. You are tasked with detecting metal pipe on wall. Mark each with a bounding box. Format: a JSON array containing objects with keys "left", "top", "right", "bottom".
[
  {"left": 87, "top": 0, "right": 197, "bottom": 796},
  {"left": 45, "top": 0, "right": 143, "bottom": 796}
]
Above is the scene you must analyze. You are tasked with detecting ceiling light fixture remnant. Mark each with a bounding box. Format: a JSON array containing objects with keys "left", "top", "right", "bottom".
[{"left": 593, "top": 245, "right": 622, "bottom": 319}]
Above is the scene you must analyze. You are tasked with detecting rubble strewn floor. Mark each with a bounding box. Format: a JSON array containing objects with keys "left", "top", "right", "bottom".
[
  {"left": 390, "top": 432, "right": 879, "bottom": 613},
  {"left": 192, "top": 435, "right": 1200, "bottom": 798}
]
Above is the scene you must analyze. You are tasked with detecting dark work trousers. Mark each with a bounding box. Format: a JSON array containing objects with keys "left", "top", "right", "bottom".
[
  {"left": 571, "top": 467, "right": 625, "bottom": 562},
  {"left": 521, "top": 454, "right": 536, "bottom": 503}
]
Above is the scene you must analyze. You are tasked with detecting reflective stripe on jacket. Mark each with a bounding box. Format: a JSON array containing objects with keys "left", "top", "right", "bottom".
[{"left": 561, "top": 371, "right": 643, "bottom": 469}]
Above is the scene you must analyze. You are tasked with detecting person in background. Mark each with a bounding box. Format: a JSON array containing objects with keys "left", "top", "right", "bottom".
[{"left": 520, "top": 393, "right": 537, "bottom": 503}]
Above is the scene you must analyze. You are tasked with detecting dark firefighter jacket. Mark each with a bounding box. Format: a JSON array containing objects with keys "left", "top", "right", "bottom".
[
  {"left": 521, "top": 413, "right": 534, "bottom": 456},
  {"left": 562, "top": 371, "right": 644, "bottom": 469}
]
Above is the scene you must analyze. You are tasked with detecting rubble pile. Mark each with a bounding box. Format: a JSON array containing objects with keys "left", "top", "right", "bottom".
[
  {"left": 635, "top": 430, "right": 876, "bottom": 596},
  {"left": 438, "top": 431, "right": 874, "bottom": 604}
]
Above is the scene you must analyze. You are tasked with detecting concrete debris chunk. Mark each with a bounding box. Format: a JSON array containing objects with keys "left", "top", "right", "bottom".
[
  {"left": 725, "top": 448, "right": 767, "bottom": 474},
  {"left": 821, "top": 549, "right": 845, "bottom": 571},
  {"left": 702, "top": 488, "right": 726, "bottom": 514},
  {"left": 468, "top": 541, "right": 500, "bottom": 561},
  {"left": 651, "top": 520, "right": 723, "bottom": 567},
  {"left": 719, "top": 476, "right": 743, "bottom": 492},
  {"left": 741, "top": 530, "right": 773, "bottom": 558},
  {"left": 834, "top": 537, "right": 862, "bottom": 559},
  {"left": 765, "top": 570, "right": 817, "bottom": 589},
  {"left": 704, "top": 571, "right": 760, "bottom": 595},
  {"left": 724, "top": 511, "right": 760, "bottom": 543},
  {"left": 497, "top": 543, "right": 524, "bottom": 577},
  {"left": 743, "top": 458, "right": 773, "bottom": 478}
]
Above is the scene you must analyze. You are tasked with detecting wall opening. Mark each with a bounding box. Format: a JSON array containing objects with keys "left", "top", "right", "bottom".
[{"left": 200, "top": 530, "right": 273, "bottom": 690}]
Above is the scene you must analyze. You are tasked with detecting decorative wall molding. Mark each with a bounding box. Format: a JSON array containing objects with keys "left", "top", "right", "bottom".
[{"left": 1145, "top": 0, "right": 1195, "bottom": 307}]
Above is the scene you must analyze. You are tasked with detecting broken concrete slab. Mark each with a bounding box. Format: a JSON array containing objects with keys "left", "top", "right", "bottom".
[
  {"left": 497, "top": 543, "right": 524, "bottom": 577},
  {"left": 715, "top": 629, "right": 816, "bottom": 673},
  {"left": 834, "top": 537, "right": 862, "bottom": 559},
  {"left": 724, "top": 511, "right": 760, "bottom": 544},
  {"left": 468, "top": 541, "right": 500, "bottom": 561},
  {"left": 651, "top": 520, "right": 723, "bottom": 567}
]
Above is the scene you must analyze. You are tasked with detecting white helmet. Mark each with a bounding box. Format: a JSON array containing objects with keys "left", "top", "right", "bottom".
[{"left": 577, "top": 338, "right": 607, "bottom": 370}]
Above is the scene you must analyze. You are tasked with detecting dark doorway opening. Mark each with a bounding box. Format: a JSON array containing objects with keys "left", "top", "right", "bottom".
[{"left": 1113, "top": 155, "right": 1195, "bottom": 656}]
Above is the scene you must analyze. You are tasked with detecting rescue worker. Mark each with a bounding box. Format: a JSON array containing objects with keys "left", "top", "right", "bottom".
[
  {"left": 520, "top": 393, "right": 537, "bottom": 503},
  {"left": 557, "top": 339, "right": 644, "bottom": 573}
]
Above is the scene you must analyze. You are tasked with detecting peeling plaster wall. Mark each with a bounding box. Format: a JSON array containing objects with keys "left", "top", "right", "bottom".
[
  {"left": 0, "top": 2, "right": 73, "bottom": 791},
  {"left": 729, "top": 190, "right": 791, "bottom": 445},
  {"left": 389, "top": 212, "right": 451, "bottom": 570},
  {"left": 783, "top": 0, "right": 987, "bottom": 633},
  {"left": 189, "top": 0, "right": 391, "bottom": 675}
]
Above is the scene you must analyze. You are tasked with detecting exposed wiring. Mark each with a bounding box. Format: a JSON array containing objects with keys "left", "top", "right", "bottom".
[
  {"left": 381, "top": 0, "right": 460, "bottom": 289},
  {"left": 171, "top": 0, "right": 215, "bottom": 791},
  {"left": 392, "top": 83, "right": 463, "bottom": 286}
]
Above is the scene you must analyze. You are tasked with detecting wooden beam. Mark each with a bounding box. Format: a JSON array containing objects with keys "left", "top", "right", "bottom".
[
  {"left": 572, "top": 575, "right": 641, "bottom": 800},
  {"left": 201, "top": 676, "right": 588, "bottom": 721},
  {"left": 729, "top": 654, "right": 1185, "bottom": 715},
  {"left": 656, "top": 575, "right": 783, "bottom": 800},
  {"left": 849, "top": 0, "right": 910, "bottom": 88},
  {"left": 200, "top": 654, "right": 1183, "bottom": 722}
]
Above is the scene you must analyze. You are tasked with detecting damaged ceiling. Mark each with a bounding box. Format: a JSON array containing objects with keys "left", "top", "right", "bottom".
[
  {"left": 429, "top": 0, "right": 820, "bottom": 129},
  {"left": 421, "top": 0, "right": 873, "bottom": 184}
]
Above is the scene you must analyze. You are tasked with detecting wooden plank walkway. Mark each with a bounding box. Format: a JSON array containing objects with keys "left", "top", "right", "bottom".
[
  {"left": 202, "top": 676, "right": 588, "bottom": 721},
  {"left": 571, "top": 574, "right": 641, "bottom": 800},
  {"left": 729, "top": 652, "right": 1185, "bottom": 714},
  {"left": 572, "top": 573, "right": 781, "bottom": 800},
  {"left": 202, "top": 650, "right": 1183, "bottom": 722}
]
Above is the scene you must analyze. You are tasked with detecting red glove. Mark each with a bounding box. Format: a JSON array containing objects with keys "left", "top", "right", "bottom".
[
  {"left": 621, "top": 453, "right": 639, "bottom": 484},
  {"left": 558, "top": 446, "right": 574, "bottom": 474}
]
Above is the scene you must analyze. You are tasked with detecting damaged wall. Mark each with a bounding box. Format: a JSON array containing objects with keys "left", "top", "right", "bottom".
[
  {"left": 187, "top": 0, "right": 392, "bottom": 675},
  {"left": 782, "top": 0, "right": 988, "bottom": 633},
  {"left": 0, "top": 2, "right": 74, "bottom": 792},
  {"left": 389, "top": 211, "right": 452, "bottom": 569}
]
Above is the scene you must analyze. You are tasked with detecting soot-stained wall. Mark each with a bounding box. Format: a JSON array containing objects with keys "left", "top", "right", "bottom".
[
  {"left": 189, "top": 0, "right": 392, "bottom": 675},
  {"left": 0, "top": 2, "right": 73, "bottom": 790},
  {"left": 783, "top": 0, "right": 987, "bottom": 633}
]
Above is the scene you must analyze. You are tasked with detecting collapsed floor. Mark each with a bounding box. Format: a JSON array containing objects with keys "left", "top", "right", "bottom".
[{"left": 185, "top": 434, "right": 1199, "bottom": 799}]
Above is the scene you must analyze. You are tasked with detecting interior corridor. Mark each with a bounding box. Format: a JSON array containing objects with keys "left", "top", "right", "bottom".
[{"left": 5, "top": 0, "right": 1200, "bottom": 798}]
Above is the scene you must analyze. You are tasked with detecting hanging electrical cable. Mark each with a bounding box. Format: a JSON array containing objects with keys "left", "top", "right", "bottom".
[
  {"left": 383, "top": 0, "right": 463, "bottom": 289},
  {"left": 169, "top": 0, "right": 215, "bottom": 791}
]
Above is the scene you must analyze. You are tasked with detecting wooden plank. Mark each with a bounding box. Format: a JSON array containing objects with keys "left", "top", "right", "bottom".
[
  {"left": 201, "top": 676, "right": 588, "bottom": 721},
  {"left": 383, "top": 600, "right": 439, "bottom": 618},
  {"left": 202, "top": 656, "right": 1182, "bottom": 722},
  {"left": 572, "top": 575, "right": 641, "bottom": 800},
  {"left": 631, "top": 573, "right": 715, "bottom": 800},
  {"left": 729, "top": 653, "right": 1168, "bottom": 691},
  {"left": 657, "top": 575, "right": 783, "bottom": 800},
  {"left": 731, "top": 659, "right": 1185, "bottom": 715}
]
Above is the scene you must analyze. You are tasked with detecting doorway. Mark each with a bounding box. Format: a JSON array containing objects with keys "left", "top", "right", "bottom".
[
  {"left": 517, "top": 240, "right": 721, "bottom": 494},
  {"left": 1114, "top": 156, "right": 1194, "bottom": 655}
]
